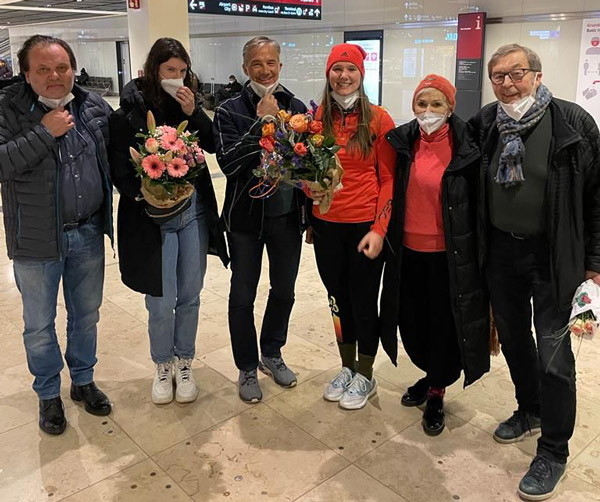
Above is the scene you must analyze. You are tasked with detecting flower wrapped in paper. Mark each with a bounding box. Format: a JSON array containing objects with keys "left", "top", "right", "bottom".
[
  {"left": 568, "top": 279, "right": 600, "bottom": 340},
  {"left": 129, "top": 111, "right": 206, "bottom": 223},
  {"left": 250, "top": 109, "right": 343, "bottom": 214}
]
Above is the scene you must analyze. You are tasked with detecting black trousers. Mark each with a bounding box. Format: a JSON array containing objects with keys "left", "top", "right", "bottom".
[
  {"left": 227, "top": 213, "right": 302, "bottom": 371},
  {"left": 486, "top": 227, "right": 576, "bottom": 463},
  {"left": 398, "top": 247, "right": 462, "bottom": 388},
  {"left": 312, "top": 218, "right": 383, "bottom": 357}
]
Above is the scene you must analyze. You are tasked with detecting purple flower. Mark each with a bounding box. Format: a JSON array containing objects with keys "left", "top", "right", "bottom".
[
  {"left": 310, "top": 100, "right": 319, "bottom": 115},
  {"left": 275, "top": 130, "right": 286, "bottom": 140}
]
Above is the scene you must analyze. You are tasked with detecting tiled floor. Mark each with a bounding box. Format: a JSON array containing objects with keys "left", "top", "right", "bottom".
[{"left": 1, "top": 116, "right": 600, "bottom": 501}]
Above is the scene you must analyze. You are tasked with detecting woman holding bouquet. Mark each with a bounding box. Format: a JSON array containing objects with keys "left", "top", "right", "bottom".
[
  {"left": 305, "top": 43, "right": 396, "bottom": 410},
  {"left": 380, "top": 75, "right": 489, "bottom": 435},
  {"left": 109, "top": 38, "right": 228, "bottom": 405}
]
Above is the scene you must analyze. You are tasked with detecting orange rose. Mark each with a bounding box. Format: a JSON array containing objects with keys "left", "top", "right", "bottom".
[
  {"left": 308, "top": 120, "right": 323, "bottom": 134},
  {"left": 259, "top": 136, "right": 275, "bottom": 153},
  {"left": 584, "top": 319, "right": 596, "bottom": 335},
  {"left": 293, "top": 142, "right": 308, "bottom": 156},
  {"left": 262, "top": 122, "right": 276, "bottom": 137},
  {"left": 278, "top": 110, "right": 292, "bottom": 123},
  {"left": 289, "top": 114, "right": 308, "bottom": 133},
  {"left": 571, "top": 320, "right": 585, "bottom": 337},
  {"left": 310, "top": 134, "right": 324, "bottom": 147}
]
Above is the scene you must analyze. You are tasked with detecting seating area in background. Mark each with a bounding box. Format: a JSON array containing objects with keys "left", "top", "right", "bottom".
[{"left": 81, "top": 76, "right": 114, "bottom": 96}]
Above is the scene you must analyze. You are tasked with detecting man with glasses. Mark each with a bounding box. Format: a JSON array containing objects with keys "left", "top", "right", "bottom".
[
  {"left": 0, "top": 35, "right": 113, "bottom": 435},
  {"left": 470, "top": 43, "right": 600, "bottom": 501}
]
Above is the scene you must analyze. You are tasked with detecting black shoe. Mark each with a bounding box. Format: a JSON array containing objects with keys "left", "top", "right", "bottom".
[
  {"left": 401, "top": 377, "right": 428, "bottom": 407},
  {"left": 70, "top": 382, "right": 112, "bottom": 416},
  {"left": 518, "top": 455, "right": 566, "bottom": 501},
  {"left": 39, "top": 397, "right": 67, "bottom": 435},
  {"left": 422, "top": 396, "right": 445, "bottom": 436},
  {"left": 493, "top": 410, "right": 541, "bottom": 444}
]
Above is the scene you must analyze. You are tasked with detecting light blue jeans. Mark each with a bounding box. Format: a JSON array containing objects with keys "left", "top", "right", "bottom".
[
  {"left": 13, "top": 215, "right": 105, "bottom": 399},
  {"left": 145, "top": 193, "right": 209, "bottom": 363}
]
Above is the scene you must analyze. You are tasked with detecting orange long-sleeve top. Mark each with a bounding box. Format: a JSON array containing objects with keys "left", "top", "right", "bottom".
[
  {"left": 404, "top": 123, "right": 453, "bottom": 252},
  {"left": 313, "top": 104, "right": 397, "bottom": 236}
]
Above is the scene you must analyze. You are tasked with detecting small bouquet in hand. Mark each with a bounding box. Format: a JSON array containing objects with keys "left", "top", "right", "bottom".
[
  {"left": 129, "top": 111, "right": 206, "bottom": 222},
  {"left": 568, "top": 280, "right": 600, "bottom": 339},
  {"left": 251, "top": 107, "right": 343, "bottom": 214}
]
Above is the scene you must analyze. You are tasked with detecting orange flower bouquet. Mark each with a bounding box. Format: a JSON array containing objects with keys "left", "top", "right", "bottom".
[{"left": 251, "top": 105, "right": 343, "bottom": 214}]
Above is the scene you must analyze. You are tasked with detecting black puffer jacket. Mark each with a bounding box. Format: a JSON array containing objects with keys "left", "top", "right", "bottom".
[
  {"left": 213, "top": 82, "right": 307, "bottom": 236},
  {"left": 469, "top": 98, "right": 600, "bottom": 310},
  {"left": 109, "top": 78, "right": 228, "bottom": 297},
  {"left": 380, "top": 115, "right": 490, "bottom": 386},
  {"left": 0, "top": 81, "right": 113, "bottom": 260}
]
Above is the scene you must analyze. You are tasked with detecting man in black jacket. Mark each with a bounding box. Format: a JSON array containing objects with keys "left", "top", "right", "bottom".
[
  {"left": 0, "top": 35, "right": 113, "bottom": 435},
  {"left": 213, "top": 36, "right": 307, "bottom": 403},
  {"left": 470, "top": 44, "right": 600, "bottom": 501}
]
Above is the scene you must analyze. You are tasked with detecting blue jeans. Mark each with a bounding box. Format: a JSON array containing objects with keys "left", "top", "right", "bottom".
[
  {"left": 145, "top": 193, "right": 209, "bottom": 363},
  {"left": 13, "top": 216, "right": 105, "bottom": 400}
]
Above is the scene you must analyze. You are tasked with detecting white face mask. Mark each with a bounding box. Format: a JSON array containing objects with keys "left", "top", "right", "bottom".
[
  {"left": 331, "top": 91, "right": 359, "bottom": 110},
  {"left": 499, "top": 74, "right": 539, "bottom": 121},
  {"left": 160, "top": 78, "right": 184, "bottom": 99},
  {"left": 38, "top": 92, "right": 75, "bottom": 110},
  {"left": 415, "top": 111, "right": 448, "bottom": 135},
  {"left": 249, "top": 80, "right": 279, "bottom": 98}
]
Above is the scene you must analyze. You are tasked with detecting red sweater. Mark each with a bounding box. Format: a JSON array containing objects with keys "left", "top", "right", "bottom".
[
  {"left": 313, "top": 105, "right": 396, "bottom": 236},
  {"left": 404, "top": 124, "right": 453, "bottom": 252}
]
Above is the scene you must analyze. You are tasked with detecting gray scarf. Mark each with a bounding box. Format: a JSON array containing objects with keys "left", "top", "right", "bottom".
[{"left": 495, "top": 84, "right": 553, "bottom": 187}]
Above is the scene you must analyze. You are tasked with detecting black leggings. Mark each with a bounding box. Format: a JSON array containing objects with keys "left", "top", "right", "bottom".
[
  {"left": 312, "top": 218, "right": 383, "bottom": 357},
  {"left": 398, "top": 247, "right": 462, "bottom": 388}
]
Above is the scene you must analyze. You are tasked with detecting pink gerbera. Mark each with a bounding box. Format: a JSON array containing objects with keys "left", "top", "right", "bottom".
[
  {"left": 141, "top": 154, "right": 166, "bottom": 179},
  {"left": 167, "top": 157, "right": 189, "bottom": 178}
]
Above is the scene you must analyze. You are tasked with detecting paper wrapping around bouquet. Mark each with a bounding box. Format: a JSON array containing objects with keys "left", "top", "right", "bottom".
[
  {"left": 305, "top": 156, "right": 344, "bottom": 215},
  {"left": 140, "top": 178, "right": 195, "bottom": 223}
]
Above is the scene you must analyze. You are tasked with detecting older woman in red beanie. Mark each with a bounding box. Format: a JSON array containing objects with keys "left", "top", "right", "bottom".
[
  {"left": 379, "top": 74, "right": 490, "bottom": 434},
  {"left": 304, "top": 43, "right": 396, "bottom": 410}
]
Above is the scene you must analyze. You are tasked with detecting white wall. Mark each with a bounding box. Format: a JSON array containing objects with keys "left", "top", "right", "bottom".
[{"left": 483, "top": 20, "right": 583, "bottom": 105}]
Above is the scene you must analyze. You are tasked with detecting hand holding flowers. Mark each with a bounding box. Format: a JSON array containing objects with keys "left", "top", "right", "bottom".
[
  {"left": 251, "top": 106, "right": 343, "bottom": 214},
  {"left": 129, "top": 111, "right": 206, "bottom": 221}
]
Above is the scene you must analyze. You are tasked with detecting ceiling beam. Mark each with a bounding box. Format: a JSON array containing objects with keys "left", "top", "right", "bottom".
[{"left": 0, "top": 5, "right": 126, "bottom": 16}]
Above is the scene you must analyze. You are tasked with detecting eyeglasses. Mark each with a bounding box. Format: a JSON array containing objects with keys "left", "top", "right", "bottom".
[{"left": 489, "top": 68, "right": 537, "bottom": 85}]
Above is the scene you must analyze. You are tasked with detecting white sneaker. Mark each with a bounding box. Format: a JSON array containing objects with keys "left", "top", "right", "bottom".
[
  {"left": 152, "top": 360, "right": 174, "bottom": 404},
  {"left": 339, "top": 373, "right": 377, "bottom": 410},
  {"left": 174, "top": 356, "right": 198, "bottom": 403},
  {"left": 323, "top": 367, "right": 354, "bottom": 402}
]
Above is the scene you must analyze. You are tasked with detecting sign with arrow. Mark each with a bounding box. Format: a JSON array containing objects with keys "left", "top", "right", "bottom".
[{"left": 188, "top": 0, "right": 322, "bottom": 20}]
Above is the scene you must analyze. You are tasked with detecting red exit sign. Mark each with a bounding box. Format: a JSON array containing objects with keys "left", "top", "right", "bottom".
[{"left": 128, "top": 0, "right": 140, "bottom": 9}]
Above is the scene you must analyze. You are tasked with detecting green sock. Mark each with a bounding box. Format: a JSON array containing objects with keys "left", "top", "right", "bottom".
[
  {"left": 337, "top": 342, "right": 357, "bottom": 371},
  {"left": 357, "top": 353, "right": 375, "bottom": 380}
]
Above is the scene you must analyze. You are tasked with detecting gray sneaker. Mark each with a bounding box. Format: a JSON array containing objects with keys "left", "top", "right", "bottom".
[
  {"left": 494, "top": 410, "right": 541, "bottom": 444},
  {"left": 258, "top": 356, "right": 297, "bottom": 388},
  {"left": 339, "top": 373, "right": 377, "bottom": 410},
  {"left": 238, "top": 369, "right": 262, "bottom": 403},
  {"left": 323, "top": 367, "right": 354, "bottom": 402}
]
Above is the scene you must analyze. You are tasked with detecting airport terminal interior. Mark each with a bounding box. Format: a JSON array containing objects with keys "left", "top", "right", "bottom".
[{"left": 1, "top": 0, "right": 600, "bottom": 501}]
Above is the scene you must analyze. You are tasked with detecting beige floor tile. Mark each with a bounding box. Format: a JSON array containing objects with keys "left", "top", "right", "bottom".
[
  {"left": 108, "top": 364, "right": 249, "bottom": 456},
  {"left": 198, "top": 334, "right": 339, "bottom": 402},
  {"left": 296, "top": 465, "right": 407, "bottom": 502},
  {"left": 153, "top": 404, "right": 349, "bottom": 502},
  {"left": 0, "top": 314, "right": 25, "bottom": 371},
  {"left": 288, "top": 306, "right": 339, "bottom": 355},
  {"left": 0, "top": 410, "right": 146, "bottom": 502},
  {"left": 569, "top": 435, "right": 600, "bottom": 488},
  {"left": 0, "top": 262, "right": 15, "bottom": 291},
  {"left": 62, "top": 459, "right": 193, "bottom": 502},
  {"left": 195, "top": 297, "right": 234, "bottom": 356},
  {"left": 551, "top": 474, "right": 600, "bottom": 501},
  {"left": 446, "top": 366, "right": 600, "bottom": 460},
  {"left": 572, "top": 336, "right": 600, "bottom": 403},
  {"left": 266, "top": 369, "right": 419, "bottom": 462},
  {"left": 356, "top": 415, "right": 532, "bottom": 502},
  {"left": 0, "top": 362, "right": 75, "bottom": 434}
]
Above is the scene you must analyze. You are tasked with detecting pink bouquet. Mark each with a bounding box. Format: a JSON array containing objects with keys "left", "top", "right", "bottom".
[{"left": 129, "top": 111, "right": 206, "bottom": 215}]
